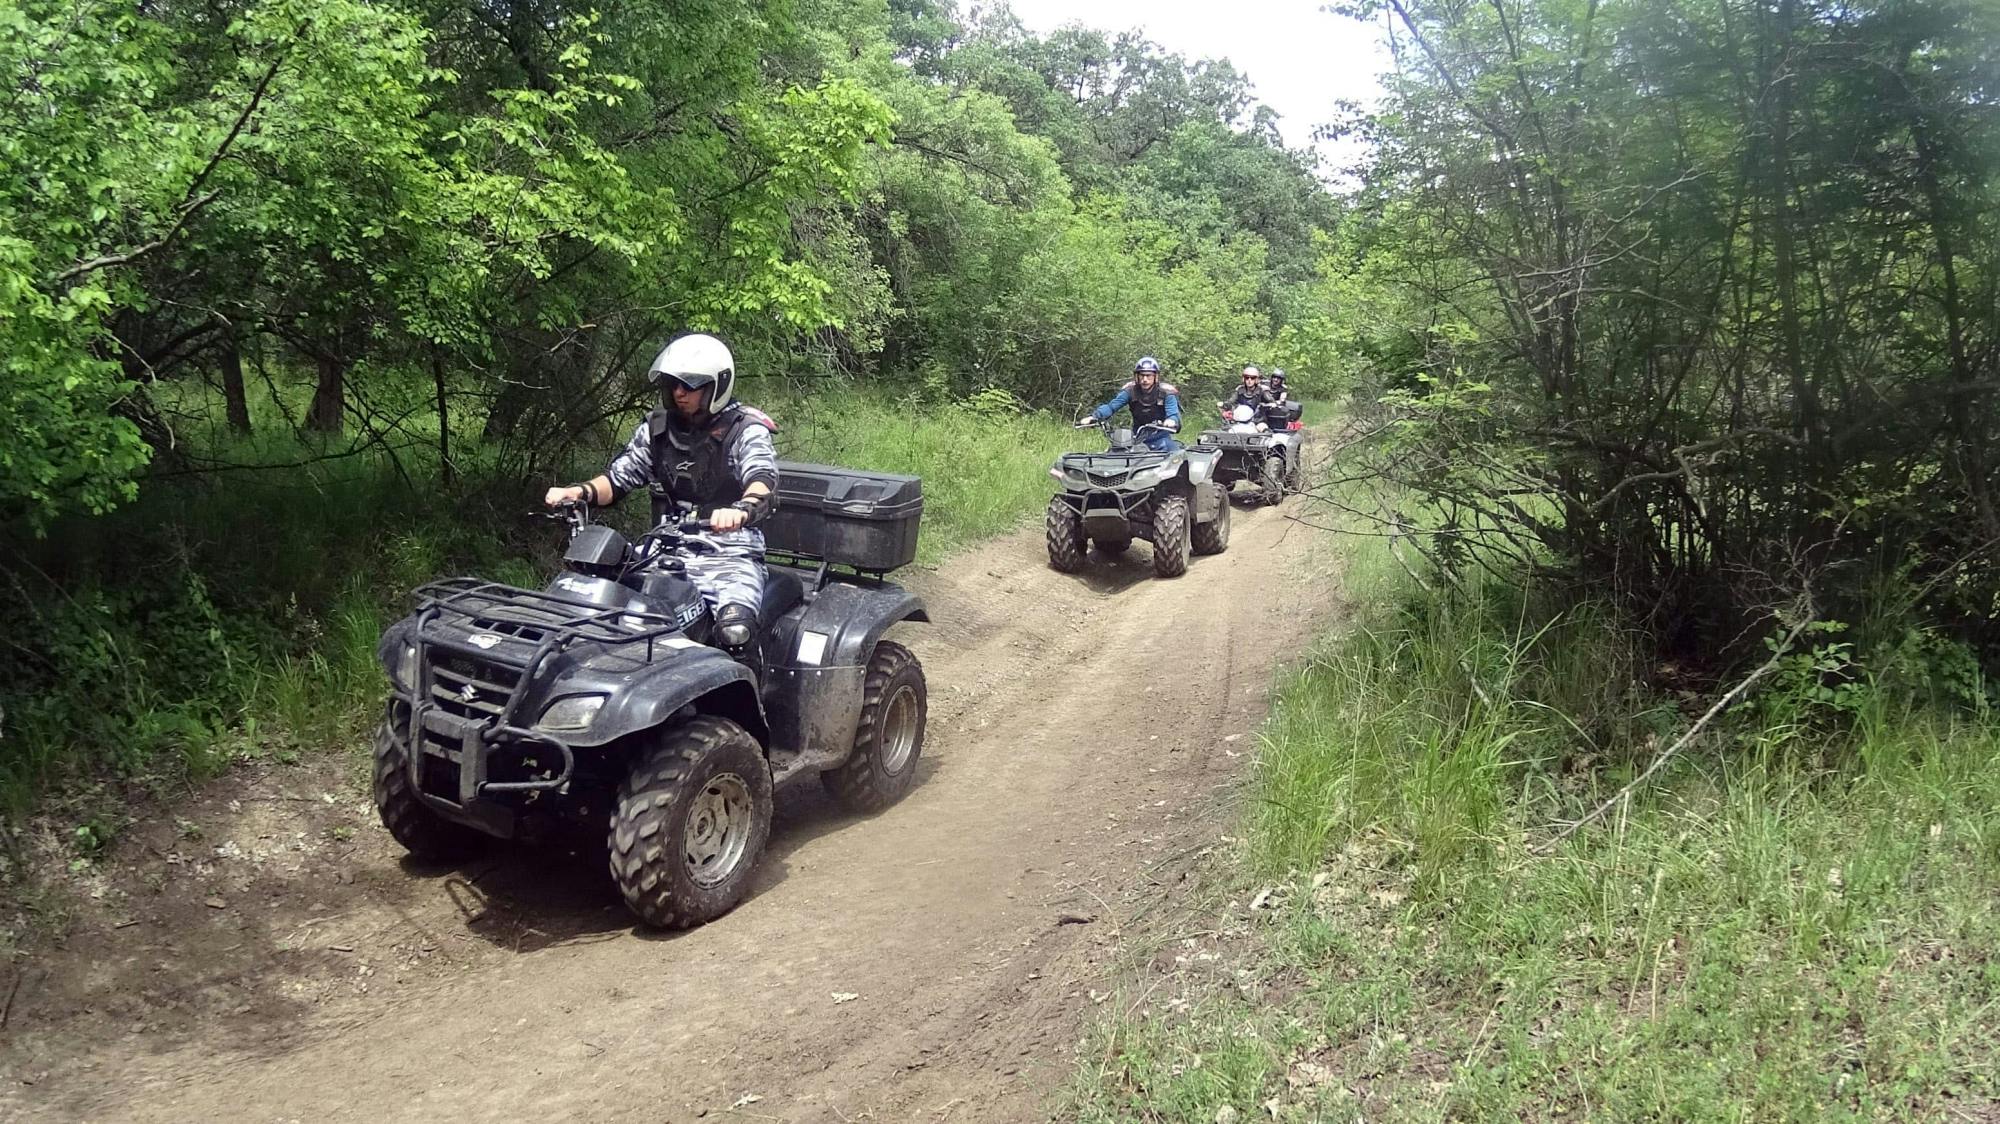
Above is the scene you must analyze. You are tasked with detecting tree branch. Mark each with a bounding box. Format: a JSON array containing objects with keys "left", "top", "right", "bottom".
[{"left": 1534, "top": 608, "right": 1813, "bottom": 854}]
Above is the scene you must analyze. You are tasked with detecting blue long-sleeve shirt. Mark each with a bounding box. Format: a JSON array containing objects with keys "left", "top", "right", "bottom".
[{"left": 1092, "top": 383, "right": 1182, "bottom": 427}]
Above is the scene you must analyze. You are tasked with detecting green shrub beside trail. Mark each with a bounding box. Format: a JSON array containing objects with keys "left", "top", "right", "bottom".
[{"left": 1073, "top": 543, "right": 2000, "bottom": 1122}]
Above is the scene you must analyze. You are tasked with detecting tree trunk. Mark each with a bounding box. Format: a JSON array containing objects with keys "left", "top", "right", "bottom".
[
  {"left": 433, "top": 350, "right": 455, "bottom": 485},
  {"left": 221, "top": 328, "right": 252, "bottom": 435},
  {"left": 308, "top": 351, "right": 346, "bottom": 434}
]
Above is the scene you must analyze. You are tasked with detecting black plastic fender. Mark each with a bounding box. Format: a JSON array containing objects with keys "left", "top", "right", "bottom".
[
  {"left": 761, "top": 580, "right": 928, "bottom": 761},
  {"left": 548, "top": 646, "right": 768, "bottom": 749}
]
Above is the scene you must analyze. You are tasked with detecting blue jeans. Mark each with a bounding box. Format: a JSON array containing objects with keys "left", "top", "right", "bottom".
[{"left": 1143, "top": 433, "right": 1182, "bottom": 453}]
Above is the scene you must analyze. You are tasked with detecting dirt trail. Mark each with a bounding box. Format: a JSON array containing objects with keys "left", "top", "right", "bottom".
[{"left": 1, "top": 487, "right": 1343, "bottom": 1123}]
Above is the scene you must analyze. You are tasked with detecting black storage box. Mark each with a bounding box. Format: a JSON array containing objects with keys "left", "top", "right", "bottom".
[
  {"left": 1265, "top": 400, "right": 1303, "bottom": 424},
  {"left": 765, "top": 461, "right": 923, "bottom": 572}
]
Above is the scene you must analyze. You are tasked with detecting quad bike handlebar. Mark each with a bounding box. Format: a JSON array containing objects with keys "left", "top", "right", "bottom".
[
  {"left": 635, "top": 518, "right": 720, "bottom": 557},
  {"left": 536, "top": 499, "right": 716, "bottom": 566}
]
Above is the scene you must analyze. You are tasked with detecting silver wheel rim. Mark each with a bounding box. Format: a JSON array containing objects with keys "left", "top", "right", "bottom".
[
  {"left": 684, "top": 772, "right": 754, "bottom": 888},
  {"left": 880, "top": 684, "right": 920, "bottom": 774}
]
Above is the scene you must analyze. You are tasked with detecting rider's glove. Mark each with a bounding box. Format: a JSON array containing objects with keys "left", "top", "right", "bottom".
[{"left": 729, "top": 492, "right": 773, "bottom": 527}]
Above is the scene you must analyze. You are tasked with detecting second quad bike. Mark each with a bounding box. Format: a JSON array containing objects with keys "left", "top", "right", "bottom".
[
  {"left": 1045, "top": 421, "right": 1230, "bottom": 577},
  {"left": 370, "top": 461, "right": 929, "bottom": 930},
  {"left": 1199, "top": 400, "right": 1306, "bottom": 506}
]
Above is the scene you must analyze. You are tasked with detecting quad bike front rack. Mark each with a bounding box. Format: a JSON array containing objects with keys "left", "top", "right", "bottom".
[{"left": 395, "top": 579, "right": 689, "bottom": 805}]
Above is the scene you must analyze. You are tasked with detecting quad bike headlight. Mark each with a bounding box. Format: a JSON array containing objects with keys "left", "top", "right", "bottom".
[
  {"left": 390, "top": 644, "right": 418, "bottom": 693},
  {"left": 537, "top": 695, "right": 606, "bottom": 732}
]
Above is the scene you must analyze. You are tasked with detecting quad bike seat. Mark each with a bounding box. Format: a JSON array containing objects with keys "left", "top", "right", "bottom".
[{"left": 760, "top": 567, "right": 807, "bottom": 629}]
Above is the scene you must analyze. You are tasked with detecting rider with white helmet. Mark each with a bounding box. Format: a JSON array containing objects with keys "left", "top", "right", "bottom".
[
  {"left": 1225, "top": 365, "right": 1275, "bottom": 412},
  {"left": 544, "top": 333, "right": 778, "bottom": 655}
]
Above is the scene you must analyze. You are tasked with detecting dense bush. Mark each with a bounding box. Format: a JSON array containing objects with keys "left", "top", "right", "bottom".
[{"left": 1319, "top": 0, "right": 2000, "bottom": 671}]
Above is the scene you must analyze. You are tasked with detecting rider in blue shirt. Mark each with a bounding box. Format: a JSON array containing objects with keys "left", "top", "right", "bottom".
[{"left": 1083, "top": 357, "right": 1182, "bottom": 452}]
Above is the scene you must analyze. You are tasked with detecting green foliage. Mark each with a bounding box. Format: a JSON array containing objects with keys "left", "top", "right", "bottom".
[
  {"left": 1319, "top": 0, "right": 2000, "bottom": 668},
  {"left": 767, "top": 385, "right": 1075, "bottom": 563},
  {"left": 0, "top": 0, "right": 1340, "bottom": 816},
  {"left": 1073, "top": 553, "right": 2000, "bottom": 1122}
]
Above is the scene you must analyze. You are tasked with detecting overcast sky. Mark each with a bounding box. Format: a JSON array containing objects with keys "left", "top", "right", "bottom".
[{"left": 997, "top": 0, "right": 1394, "bottom": 168}]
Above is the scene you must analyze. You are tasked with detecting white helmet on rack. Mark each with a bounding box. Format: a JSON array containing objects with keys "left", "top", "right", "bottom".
[{"left": 648, "top": 333, "right": 736, "bottom": 414}]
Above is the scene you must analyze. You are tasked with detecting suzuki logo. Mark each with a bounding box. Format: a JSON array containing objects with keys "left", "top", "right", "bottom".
[
  {"left": 469, "top": 633, "right": 502, "bottom": 650},
  {"left": 457, "top": 683, "right": 480, "bottom": 704}
]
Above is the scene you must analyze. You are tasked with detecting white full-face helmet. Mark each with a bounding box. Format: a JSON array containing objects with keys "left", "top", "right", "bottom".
[{"left": 648, "top": 333, "right": 736, "bottom": 414}]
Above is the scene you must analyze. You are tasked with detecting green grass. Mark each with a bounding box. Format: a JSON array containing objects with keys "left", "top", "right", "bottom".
[
  {"left": 764, "top": 386, "right": 1076, "bottom": 565},
  {"left": 1072, "top": 543, "right": 2000, "bottom": 1122}
]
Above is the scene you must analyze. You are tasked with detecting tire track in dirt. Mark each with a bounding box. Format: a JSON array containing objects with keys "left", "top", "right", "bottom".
[{"left": 1, "top": 480, "right": 1344, "bottom": 1124}]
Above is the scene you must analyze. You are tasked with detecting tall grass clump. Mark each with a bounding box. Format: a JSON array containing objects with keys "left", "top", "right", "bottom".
[
  {"left": 0, "top": 441, "right": 533, "bottom": 822},
  {"left": 770, "top": 386, "right": 1076, "bottom": 564},
  {"left": 1079, "top": 547, "right": 2000, "bottom": 1122}
]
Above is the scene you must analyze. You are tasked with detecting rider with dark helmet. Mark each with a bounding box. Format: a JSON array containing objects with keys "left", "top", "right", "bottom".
[
  {"left": 1082, "top": 356, "right": 1183, "bottom": 452},
  {"left": 1268, "top": 368, "right": 1290, "bottom": 402},
  {"left": 543, "top": 333, "right": 778, "bottom": 656}
]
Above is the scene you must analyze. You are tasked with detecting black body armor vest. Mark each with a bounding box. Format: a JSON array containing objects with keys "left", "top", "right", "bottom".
[
  {"left": 646, "top": 404, "right": 752, "bottom": 525},
  {"left": 1128, "top": 381, "right": 1171, "bottom": 427}
]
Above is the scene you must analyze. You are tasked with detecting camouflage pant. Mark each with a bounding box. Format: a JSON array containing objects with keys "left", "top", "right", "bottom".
[{"left": 681, "top": 546, "right": 765, "bottom": 617}]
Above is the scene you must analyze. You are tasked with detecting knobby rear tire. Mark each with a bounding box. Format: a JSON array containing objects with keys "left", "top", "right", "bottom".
[
  {"left": 1261, "top": 454, "right": 1286, "bottom": 506},
  {"left": 1191, "top": 483, "right": 1231, "bottom": 556},
  {"left": 822, "top": 641, "right": 928, "bottom": 812}
]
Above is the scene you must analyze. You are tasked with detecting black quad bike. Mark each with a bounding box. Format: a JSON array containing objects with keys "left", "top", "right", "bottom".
[
  {"left": 371, "top": 462, "right": 929, "bottom": 930},
  {"left": 1198, "top": 399, "right": 1306, "bottom": 506},
  {"left": 1045, "top": 421, "right": 1230, "bottom": 578}
]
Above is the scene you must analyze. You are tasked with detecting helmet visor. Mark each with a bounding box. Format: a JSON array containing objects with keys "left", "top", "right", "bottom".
[{"left": 660, "top": 372, "right": 717, "bottom": 414}]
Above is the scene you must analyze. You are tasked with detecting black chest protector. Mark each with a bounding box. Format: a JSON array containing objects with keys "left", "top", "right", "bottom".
[
  {"left": 1129, "top": 382, "right": 1169, "bottom": 427},
  {"left": 646, "top": 405, "right": 750, "bottom": 525},
  {"left": 1231, "top": 385, "right": 1272, "bottom": 410}
]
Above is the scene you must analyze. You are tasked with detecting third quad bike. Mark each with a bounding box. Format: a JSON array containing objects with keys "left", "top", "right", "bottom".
[
  {"left": 1045, "top": 421, "right": 1229, "bottom": 577},
  {"left": 371, "top": 462, "right": 928, "bottom": 930},
  {"left": 1199, "top": 400, "right": 1305, "bottom": 506}
]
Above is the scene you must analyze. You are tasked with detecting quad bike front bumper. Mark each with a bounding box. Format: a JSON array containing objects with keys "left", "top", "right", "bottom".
[{"left": 383, "top": 694, "right": 580, "bottom": 838}]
